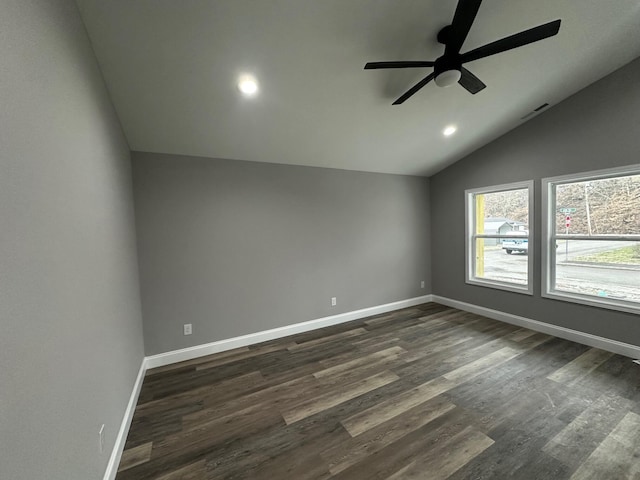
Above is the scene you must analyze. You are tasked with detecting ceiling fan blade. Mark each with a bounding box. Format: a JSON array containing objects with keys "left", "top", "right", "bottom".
[
  {"left": 446, "top": 0, "right": 483, "bottom": 55},
  {"left": 365, "top": 61, "right": 435, "bottom": 70},
  {"left": 461, "top": 19, "right": 561, "bottom": 64},
  {"left": 392, "top": 72, "right": 436, "bottom": 105},
  {"left": 458, "top": 67, "right": 486, "bottom": 94}
]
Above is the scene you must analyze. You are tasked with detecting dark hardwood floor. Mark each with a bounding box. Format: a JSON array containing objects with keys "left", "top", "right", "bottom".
[{"left": 116, "top": 303, "right": 640, "bottom": 479}]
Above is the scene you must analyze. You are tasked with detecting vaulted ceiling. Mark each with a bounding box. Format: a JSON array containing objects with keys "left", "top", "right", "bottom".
[{"left": 76, "top": 0, "right": 640, "bottom": 176}]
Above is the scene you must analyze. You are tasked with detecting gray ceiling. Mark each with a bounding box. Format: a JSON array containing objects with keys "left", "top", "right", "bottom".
[{"left": 76, "top": 0, "right": 640, "bottom": 176}]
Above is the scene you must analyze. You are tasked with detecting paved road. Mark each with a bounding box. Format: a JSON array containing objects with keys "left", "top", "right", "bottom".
[
  {"left": 481, "top": 240, "right": 640, "bottom": 301},
  {"left": 555, "top": 240, "right": 625, "bottom": 261}
]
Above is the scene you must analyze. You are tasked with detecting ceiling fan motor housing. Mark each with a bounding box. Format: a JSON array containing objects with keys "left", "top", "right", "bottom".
[{"left": 434, "top": 55, "right": 462, "bottom": 87}]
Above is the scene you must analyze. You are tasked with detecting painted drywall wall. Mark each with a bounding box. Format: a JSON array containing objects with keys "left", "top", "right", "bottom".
[
  {"left": 430, "top": 57, "right": 640, "bottom": 345},
  {"left": 132, "top": 153, "right": 431, "bottom": 355},
  {"left": 0, "top": 1, "right": 145, "bottom": 479}
]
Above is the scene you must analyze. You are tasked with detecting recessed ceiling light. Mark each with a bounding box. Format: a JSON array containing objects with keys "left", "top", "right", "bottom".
[
  {"left": 443, "top": 125, "right": 457, "bottom": 136},
  {"left": 238, "top": 75, "right": 258, "bottom": 96}
]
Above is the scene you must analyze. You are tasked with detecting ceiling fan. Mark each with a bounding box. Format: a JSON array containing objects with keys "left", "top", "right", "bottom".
[{"left": 364, "top": 0, "right": 561, "bottom": 105}]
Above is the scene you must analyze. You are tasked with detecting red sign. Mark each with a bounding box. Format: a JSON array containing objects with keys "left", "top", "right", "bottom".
[{"left": 565, "top": 215, "right": 571, "bottom": 228}]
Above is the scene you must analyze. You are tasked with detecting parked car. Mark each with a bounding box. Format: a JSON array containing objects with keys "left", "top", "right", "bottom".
[{"left": 502, "top": 231, "right": 528, "bottom": 254}]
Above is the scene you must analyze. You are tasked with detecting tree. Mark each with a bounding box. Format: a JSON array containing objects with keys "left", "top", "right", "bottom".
[
  {"left": 482, "top": 189, "right": 529, "bottom": 226},
  {"left": 556, "top": 175, "right": 640, "bottom": 235}
]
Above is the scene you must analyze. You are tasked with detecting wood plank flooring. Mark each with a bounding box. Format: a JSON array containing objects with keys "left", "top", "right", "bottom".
[{"left": 116, "top": 303, "right": 640, "bottom": 479}]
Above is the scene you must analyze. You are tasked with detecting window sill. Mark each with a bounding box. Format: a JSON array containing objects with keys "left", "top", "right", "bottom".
[
  {"left": 542, "top": 290, "right": 640, "bottom": 315},
  {"left": 466, "top": 278, "right": 533, "bottom": 295}
]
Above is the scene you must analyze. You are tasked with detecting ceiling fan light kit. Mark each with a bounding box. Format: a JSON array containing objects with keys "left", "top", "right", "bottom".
[
  {"left": 365, "top": 0, "right": 561, "bottom": 104},
  {"left": 434, "top": 69, "right": 462, "bottom": 87}
]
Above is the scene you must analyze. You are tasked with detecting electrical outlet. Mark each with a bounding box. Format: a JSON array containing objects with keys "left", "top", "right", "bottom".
[
  {"left": 99, "top": 424, "right": 105, "bottom": 454},
  {"left": 331, "top": 297, "right": 337, "bottom": 307},
  {"left": 183, "top": 323, "right": 192, "bottom": 335},
  {"left": 421, "top": 280, "right": 425, "bottom": 289}
]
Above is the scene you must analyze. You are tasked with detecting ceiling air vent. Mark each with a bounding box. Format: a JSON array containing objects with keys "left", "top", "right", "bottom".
[{"left": 521, "top": 103, "right": 550, "bottom": 120}]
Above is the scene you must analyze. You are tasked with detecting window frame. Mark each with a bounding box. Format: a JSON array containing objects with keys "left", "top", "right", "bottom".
[
  {"left": 465, "top": 180, "right": 534, "bottom": 295},
  {"left": 542, "top": 164, "right": 640, "bottom": 315}
]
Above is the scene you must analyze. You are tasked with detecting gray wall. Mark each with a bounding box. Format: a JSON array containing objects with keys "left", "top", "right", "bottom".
[
  {"left": 430, "top": 57, "right": 640, "bottom": 345},
  {"left": 132, "top": 153, "right": 431, "bottom": 355},
  {"left": 0, "top": 1, "right": 145, "bottom": 479}
]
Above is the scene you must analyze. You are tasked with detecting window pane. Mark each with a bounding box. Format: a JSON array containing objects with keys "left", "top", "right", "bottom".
[
  {"left": 555, "top": 174, "right": 640, "bottom": 235},
  {"left": 553, "top": 240, "right": 640, "bottom": 302},
  {"left": 475, "top": 238, "right": 528, "bottom": 285},
  {"left": 475, "top": 188, "right": 529, "bottom": 235},
  {"left": 467, "top": 182, "right": 532, "bottom": 293}
]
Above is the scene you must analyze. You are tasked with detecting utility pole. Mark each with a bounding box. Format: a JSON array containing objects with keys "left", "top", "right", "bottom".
[{"left": 584, "top": 182, "right": 592, "bottom": 235}]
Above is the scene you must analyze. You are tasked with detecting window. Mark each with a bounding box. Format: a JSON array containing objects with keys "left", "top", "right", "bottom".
[
  {"left": 542, "top": 165, "right": 640, "bottom": 314},
  {"left": 466, "top": 181, "right": 533, "bottom": 294}
]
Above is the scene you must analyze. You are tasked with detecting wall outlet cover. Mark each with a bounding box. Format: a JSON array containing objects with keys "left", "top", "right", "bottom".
[{"left": 183, "top": 324, "right": 192, "bottom": 335}]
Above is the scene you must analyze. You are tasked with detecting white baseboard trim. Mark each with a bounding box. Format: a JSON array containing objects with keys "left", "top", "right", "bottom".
[
  {"left": 103, "top": 358, "right": 147, "bottom": 480},
  {"left": 145, "top": 294, "right": 434, "bottom": 369},
  {"left": 432, "top": 295, "right": 640, "bottom": 359},
  {"left": 102, "top": 294, "right": 639, "bottom": 477}
]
